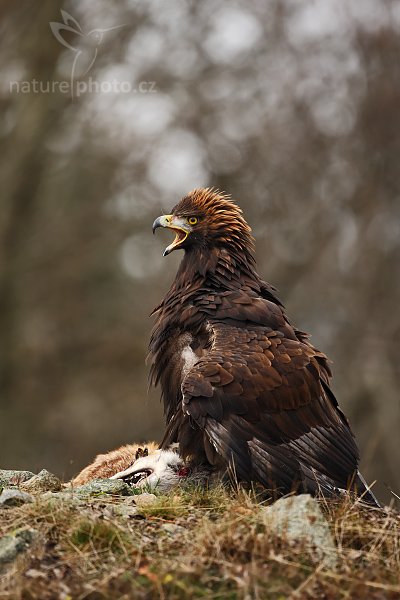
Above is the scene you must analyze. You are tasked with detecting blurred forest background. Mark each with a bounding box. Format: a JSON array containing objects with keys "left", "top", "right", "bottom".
[{"left": 0, "top": 0, "right": 399, "bottom": 503}]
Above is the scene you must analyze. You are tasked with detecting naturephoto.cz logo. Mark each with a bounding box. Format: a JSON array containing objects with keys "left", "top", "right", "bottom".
[{"left": 9, "top": 10, "right": 156, "bottom": 98}]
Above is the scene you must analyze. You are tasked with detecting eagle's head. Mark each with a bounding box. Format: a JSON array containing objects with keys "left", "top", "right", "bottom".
[{"left": 153, "top": 188, "right": 254, "bottom": 257}]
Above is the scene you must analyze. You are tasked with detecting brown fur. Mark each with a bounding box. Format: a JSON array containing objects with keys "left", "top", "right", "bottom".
[{"left": 71, "top": 442, "right": 159, "bottom": 486}]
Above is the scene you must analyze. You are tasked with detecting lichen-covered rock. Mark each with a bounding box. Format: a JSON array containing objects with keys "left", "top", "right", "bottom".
[
  {"left": 0, "top": 528, "right": 38, "bottom": 568},
  {"left": 0, "top": 489, "right": 34, "bottom": 508},
  {"left": 261, "top": 494, "right": 338, "bottom": 569},
  {"left": 41, "top": 491, "right": 86, "bottom": 507},
  {"left": 104, "top": 504, "right": 139, "bottom": 519},
  {"left": 20, "top": 469, "right": 62, "bottom": 493},
  {"left": 0, "top": 470, "right": 35, "bottom": 487},
  {"left": 72, "top": 479, "right": 132, "bottom": 497},
  {"left": 134, "top": 493, "right": 158, "bottom": 507}
]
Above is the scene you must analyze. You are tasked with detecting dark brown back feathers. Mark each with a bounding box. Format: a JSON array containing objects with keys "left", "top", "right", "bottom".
[{"left": 149, "top": 188, "right": 378, "bottom": 504}]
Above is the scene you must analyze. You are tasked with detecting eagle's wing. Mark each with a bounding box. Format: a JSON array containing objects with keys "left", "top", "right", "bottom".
[{"left": 181, "top": 321, "right": 360, "bottom": 496}]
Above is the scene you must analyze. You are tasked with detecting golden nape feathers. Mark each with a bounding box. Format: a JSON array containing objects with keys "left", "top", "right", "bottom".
[{"left": 173, "top": 188, "right": 253, "bottom": 243}]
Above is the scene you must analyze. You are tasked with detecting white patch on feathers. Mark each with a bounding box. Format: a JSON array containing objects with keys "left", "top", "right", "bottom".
[{"left": 181, "top": 345, "right": 198, "bottom": 377}]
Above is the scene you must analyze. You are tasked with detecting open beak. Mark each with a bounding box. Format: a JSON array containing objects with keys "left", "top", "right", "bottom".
[
  {"left": 111, "top": 466, "right": 153, "bottom": 486},
  {"left": 152, "top": 214, "right": 191, "bottom": 256}
]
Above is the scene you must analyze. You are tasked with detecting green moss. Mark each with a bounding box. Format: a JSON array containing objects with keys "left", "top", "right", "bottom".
[{"left": 70, "top": 518, "right": 131, "bottom": 554}]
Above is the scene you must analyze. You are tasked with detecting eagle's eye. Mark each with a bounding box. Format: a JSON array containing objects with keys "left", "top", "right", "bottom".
[{"left": 188, "top": 217, "right": 198, "bottom": 225}]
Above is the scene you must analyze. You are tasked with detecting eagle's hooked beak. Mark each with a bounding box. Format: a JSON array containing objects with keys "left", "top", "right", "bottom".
[{"left": 152, "top": 214, "right": 191, "bottom": 256}]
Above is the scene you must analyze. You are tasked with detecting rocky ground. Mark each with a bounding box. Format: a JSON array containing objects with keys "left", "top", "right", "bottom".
[{"left": 0, "top": 468, "right": 399, "bottom": 599}]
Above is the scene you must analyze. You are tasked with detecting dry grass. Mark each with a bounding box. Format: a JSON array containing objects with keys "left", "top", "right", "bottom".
[{"left": 0, "top": 486, "right": 399, "bottom": 599}]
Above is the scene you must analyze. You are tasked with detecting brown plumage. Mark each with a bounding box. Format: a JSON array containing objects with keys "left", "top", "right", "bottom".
[{"left": 151, "top": 188, "right": 379, "bottom": 504}]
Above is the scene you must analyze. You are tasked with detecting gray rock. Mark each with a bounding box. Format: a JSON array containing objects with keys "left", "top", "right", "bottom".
[
  {"left": 0, "top": 489, "right": 34, "bottom": 507},
  {"left": 20, "top": 469, "right": 62, "bottom": 493},
  {"left": 161, "top": 523, "right": 184, "bottom": 534},
  {"left": 261, "top": 494, "right": 338, "bottom": 569},
  {"left": 134, "top": 493, "right": 158, "bottom": 507},
  {"left": 105, "top": 504, "right": 139, "bottom": 518},
  {"left": 0, "top": 528, "right": 38, "bottom": 567},
  {"left": 72, "top": 479, "right": 132, "bottom": 497},
  {"left": 0, "top": 470, "right": 35, "bottom": 487},
  {"left": 41, "top": 491, "right": 85, "bottom": 507}
]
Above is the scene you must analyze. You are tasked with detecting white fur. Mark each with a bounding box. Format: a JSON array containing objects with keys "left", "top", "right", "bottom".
[{"left": 111, "top": 449, "right": 184, "bottom": 491}]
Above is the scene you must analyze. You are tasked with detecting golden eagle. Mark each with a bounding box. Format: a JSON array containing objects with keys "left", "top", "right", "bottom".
[{"left": 151, "top": 188, "right": 378, "bottom": 504}]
